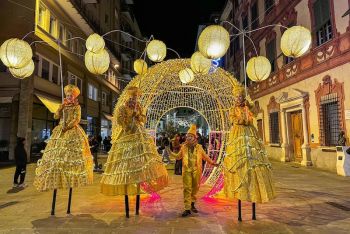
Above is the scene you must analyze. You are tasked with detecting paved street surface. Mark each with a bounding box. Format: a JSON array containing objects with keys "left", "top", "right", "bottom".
[{"left": 1, "top": 159, "right": 350, "bottom": 234}]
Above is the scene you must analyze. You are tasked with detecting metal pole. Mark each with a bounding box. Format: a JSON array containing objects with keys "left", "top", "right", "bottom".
[
  {"left": 51, "top": 189, "right": 57, "bottom": 215},
  {"left": 238, "top": 199, "right": 242, "bottom": 222},
  {"left": 67, "top": 188, "right": 73, "bottom": 214},
  {"left": 124, "top": 195, "right": 129, "bottom": 218},
  {"left": 242, "top": 31, "right": 248, "bottom": 97},
  {"left": 136, "top": 194, "right": 140, "bottom": 215},
  {"left": 252, "top": 202, "right": 256, "bottom": 220}
]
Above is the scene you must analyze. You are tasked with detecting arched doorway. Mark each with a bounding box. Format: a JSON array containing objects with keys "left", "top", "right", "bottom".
[{"left": 112, "top": 59, "right": 240, "bottom": 194}]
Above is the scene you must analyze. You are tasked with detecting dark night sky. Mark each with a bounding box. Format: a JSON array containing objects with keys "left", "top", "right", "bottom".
[{"left": 133, "top": 0, "right": 227, "bottom": 58}]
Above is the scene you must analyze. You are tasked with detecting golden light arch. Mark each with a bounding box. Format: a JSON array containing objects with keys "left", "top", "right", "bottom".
[{"left": 112, "top": 59, "right": 241, "bottom": 189}]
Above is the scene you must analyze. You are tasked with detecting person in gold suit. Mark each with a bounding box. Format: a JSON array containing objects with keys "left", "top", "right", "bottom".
[
  {"left": 168, "top": 124, "right": 218, "bottom": 217},
  {"left": 34, "top": 84, "right": 93, "bottom": 215},
  {"left": 224, "top": 85, "right": 275, "bottom": 221},
  {"left": 100, "top": 86, "right": 168, "bottom": 218}
]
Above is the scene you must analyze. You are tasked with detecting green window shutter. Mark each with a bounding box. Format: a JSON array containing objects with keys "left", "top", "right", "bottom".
[{"left": 314, "top": 0, "right": 330, "bottom": 30}]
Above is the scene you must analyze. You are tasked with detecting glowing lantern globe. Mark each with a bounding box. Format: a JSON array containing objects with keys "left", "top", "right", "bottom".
[
  {"left": 190, "top": 51, "right": 212, "bottom": 74},
  {"left": 179, "top": 68, "right": 194, "bottom": 84},
  {"left": 198, "top": 25, "right": 230, "bottom": 59},
  {"left": 134, "top": 59, "right": 148, "bottom": 75},
  {"left": 85, "top": 49, "right": 110, "bottom": 75},
  {"left": 146, "top": 40, "right": 166, "bottom": 62},
  {"left": 246, "top": 56, "right": 271, "bottom": 82},
  {"left": 0, "top": 38, "right": 32, "bottom": 69},
  {"left": 9, "top": 59, "right": 34, "bottom": 79},
  {"left": 281, "top": 26, "right": 311, "bottom": 58},
  {"left": 86, "top": 33, "right": 105, "bottom": 53}
]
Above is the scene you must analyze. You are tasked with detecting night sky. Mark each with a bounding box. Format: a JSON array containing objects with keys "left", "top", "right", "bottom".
[{"left": 133, "top": 0, "right": 227, "bottom": 58}]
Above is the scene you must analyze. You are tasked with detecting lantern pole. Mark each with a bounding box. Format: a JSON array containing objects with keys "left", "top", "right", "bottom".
[{"left": 242, "top": 31, "right": 248, "bottom": 98}]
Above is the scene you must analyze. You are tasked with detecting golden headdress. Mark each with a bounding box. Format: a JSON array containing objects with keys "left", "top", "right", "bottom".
[
  {"left": 232, "top": 85, "right": 245, "bottom": 97},
  {"left": 187, "top": 124, "right": 197, "bottom": 136},
  {"left": 64, "top": 84, "right": 80, "bottom": 98},
  {"left": 126, "top": 86, "right": 142, "bottom": 97}
]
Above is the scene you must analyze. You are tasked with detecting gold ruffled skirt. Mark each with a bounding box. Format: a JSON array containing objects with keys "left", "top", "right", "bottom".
[
  {"left": 100, "top": 129, "right": 168, "bottom": 196},
  {"left": 224, "top": 124, "right": 275, "bottom": 203},
  {"left": 34, "top": 125, "right": 93, "bottom": 191}
]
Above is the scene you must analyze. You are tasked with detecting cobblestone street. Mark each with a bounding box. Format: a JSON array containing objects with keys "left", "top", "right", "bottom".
[{"left": 0, "top": 160, "right": 350, "bottom": 233}]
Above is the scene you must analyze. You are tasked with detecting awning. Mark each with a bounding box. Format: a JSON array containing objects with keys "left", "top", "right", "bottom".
[
  {"left": 102, "top": 112, "right": 113, "bottom": 121},
  {"left": 35, "top": 93, "right": 61, "bottom": 114}
]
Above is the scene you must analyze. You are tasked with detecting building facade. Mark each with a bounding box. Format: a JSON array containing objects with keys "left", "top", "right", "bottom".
[
  {"left": 221, "top": 0, "right": 350, "bottom": 173},
  {"left": 0, "top": 0, "right": 143, "bottom": 162}
]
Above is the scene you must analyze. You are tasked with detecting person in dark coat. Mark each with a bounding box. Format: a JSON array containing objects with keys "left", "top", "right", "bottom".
[{"left": 13, "top": 137, "right": 28, "bottom": 188}]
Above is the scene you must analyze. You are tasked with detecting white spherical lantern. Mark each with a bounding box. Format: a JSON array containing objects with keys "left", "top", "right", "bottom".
[
  {"left": 281, "top": 26, "right": 311, "bottom": 58},
  {"left": 86, "top": 33, "right": 105, "bottom": 53},
  {"left": 84, "top": 49, "right": 110, "bottom": 75},
  {"left": 198, "top": 25, "right": 230, "bottom": 59},
  {"left": 9, "top": 59, "right": 34, "bottom": 79},
  {"left": 179, "top": 68, "right": 194, "bottom": 84},
  {"left": 134, "top": 59, "right": 148, "bottom": 75},
  {"left": 0, "top": 38, "right": 32, "bottom": 68},
  {"left": 246, "top": 56, "right": 271, "bottom": 82},
  {"left": 146, "top": 40, "right": 167, "bottom": 62},
  {"left": 190, "top": 51, "right": 212, "bottom": 74}
]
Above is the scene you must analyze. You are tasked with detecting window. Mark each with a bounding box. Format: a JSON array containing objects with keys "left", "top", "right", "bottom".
[
  {"left": 41, "top": 58, "right": 50, "bottom": 80},
  {"left": 88, "top": 83, "right": 98, "bottom": 101},
  {"left": 313, "top": 0, "right": 332, "bottom": 46},
  {"left": 49, "top": 14, "right": 57, "bottom": 37},
  {"left": 73, "top": 40, "right": 78, "bottom": 53},
  {"left": 37, "top": 54, "right": 60, "bottom": 85},
  {"left": 102, "top": 91, "right": 108, "bottom": 106},
  {"left": 242, "top": 15, "right": 248, "bottom": 30},
  {"left": 319, "top": 93, "right": 340, "bottom": 146},
  {"left": 59, "top": 24, "right": 65, "bottom": 43},
  {"left": 67, "top": 31, "right": 73, "bottom": 51},
  {"left": 265, "top": 0, "right": 275, "bottom": 15},
  {"left": 38, "top": 5, "right": 46, "bottom": 28},
  {"left": 251, "top": 2, "right": 259, "bottom": 30},
  {"left": 266, "top": 39, "right": 276, "bottom": 72},
  {"left": 269, "top": 112, "right": 280, "bottom": 144},
  {"left": 68, "top": 72, "right": 83, "bottom": 91},
  {"left": 52, "top": 64, "right": 59, "bottom": 85}
]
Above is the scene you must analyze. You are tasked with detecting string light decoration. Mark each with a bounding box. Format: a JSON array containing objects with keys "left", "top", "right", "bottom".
[
  {"left": 190, "top": 51, "right": 211, "bottom": 74},
  {"left": 84, "top": 49, "right": 110, "bottom": 75},
  {"left": 134, "top": 59, "right": 148, "bottom": 75},
  {"left": 280, "top": 25, "right": 312, "bottom": 58},
  {"left": 112, "top": 59, "right": 241, "bottom": 190},
  {"left": 86, "top": 33, "right": 105, "bottom": 53},
  {"left": 146, "top": 39, "right": 167, "bottom": 62},
  {"left": 179, "top": 68, "right": 194, "bottom": 84},
  {"left": 198, "top": 25, "right": 230, "bottom": 59},
  {"left": 9, "top": 59, "right": 34, "bottom": 79},
  {"left": 0, "top": 38, "right": 32, "bottom": 69},
  {"left": 246, "top": 56, "right": 271, "bottom": 82}
]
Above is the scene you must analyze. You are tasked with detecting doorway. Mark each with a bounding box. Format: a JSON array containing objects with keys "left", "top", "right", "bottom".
[{"left": 290, "top": 111, "right": 304, "bottom": 162}]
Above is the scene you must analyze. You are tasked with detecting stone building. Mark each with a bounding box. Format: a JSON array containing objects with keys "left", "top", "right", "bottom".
[
  {"left": 0, "top": 0, "right": 143, "bottom": 162},
  {"left": 220, "top": 0, "right": 350, "bottom": 173}
]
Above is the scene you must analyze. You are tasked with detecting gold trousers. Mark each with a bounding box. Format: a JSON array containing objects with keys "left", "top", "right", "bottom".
[{"left": 183, "top": 169, "right": 201, "bottom": 210}]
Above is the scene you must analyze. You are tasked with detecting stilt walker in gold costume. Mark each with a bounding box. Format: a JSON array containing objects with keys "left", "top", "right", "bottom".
[
  {"left": 34, "top": 84, "right": 93, "bottom": 215},
  {"left": 224, "top": 85, "right": 275, "bottom": 221},
  {"left": 100, "top": 86, "right": 168, "bottom": 218},
  {"left": 169, "top": 124, "right": 218, "bottom": 217}
]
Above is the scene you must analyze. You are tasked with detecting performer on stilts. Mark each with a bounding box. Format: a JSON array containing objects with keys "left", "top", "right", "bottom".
[
  {"left": 34, "top": 84, "right": 93, "bottom": 215},
  {"left": 224, "top": 85, "right": 275, "bottom": 221},
  {"left": 100, "top": 86, "right": 168, "bottom": 218},
  {"left": 168, "top": 124, "right": 219, "bottom": 217}
]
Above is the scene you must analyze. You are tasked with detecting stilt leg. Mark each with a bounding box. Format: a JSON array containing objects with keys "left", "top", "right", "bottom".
[
  {"left": 67, "top": 188, "right": 73, "bottom": 214},
  {"left": 252, "top": 202, "right": 256, "bottom": 220},
  {"left": 136, "top": 194, "right": 140, "bottom": 215},
  {"left": 124, "top": 195, "right": 129, "bottom": 218},
  {"left": 238, "top": 199, "right": 242, "bottom": 222},
  {"left": 51, "top": 189, "right": 57, "bottom": 215}
]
